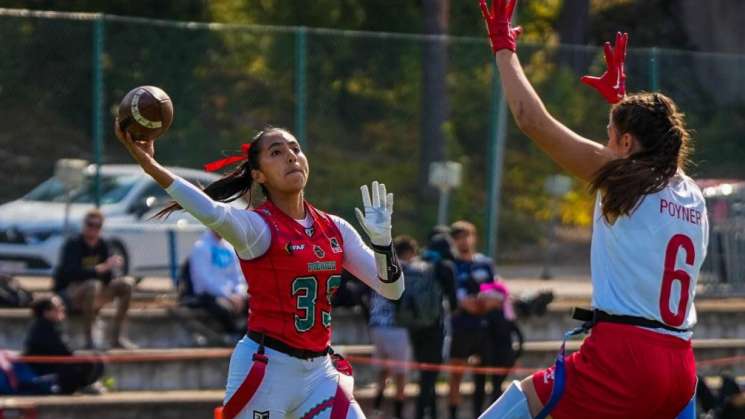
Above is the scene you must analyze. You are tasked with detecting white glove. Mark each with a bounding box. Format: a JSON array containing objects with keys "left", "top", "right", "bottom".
[{"left": 354, "top": 181, "right": 394, "bottom": 247}]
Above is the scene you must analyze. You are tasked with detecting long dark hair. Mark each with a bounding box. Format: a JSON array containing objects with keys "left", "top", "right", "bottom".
[
  {"left": 589, "top": 92, "right": 691, "bottom": 222},
  {"left": 155, "top": 127, "right": 289, "bottom": 219}
]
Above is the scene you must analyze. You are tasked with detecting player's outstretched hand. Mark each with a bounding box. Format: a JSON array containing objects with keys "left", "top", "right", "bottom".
[
  {"left": 581, "top": 32, "right": 628, "bottom": 104},
  {"left": 355, "top": 181, "right": 393, "bottom": 247},
  {"left": 114, "top": 117, "right": 156, "bottom": 164},
  {"left": 479, "top": 0, "right": 522, "bottom": 54}
]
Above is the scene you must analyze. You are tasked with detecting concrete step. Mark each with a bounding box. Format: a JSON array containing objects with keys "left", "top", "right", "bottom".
[
  {"left": 9, "top": 338, "right": 745, "bottom": 393},
  {"left": 2, "top": 297, "right": 744, "bottom": 351},
  {"left": 345, "top": 339, "right": 745, "bottom": 381},
  {"left": 0, "top": 390, "right": 222, "bottom": 419},
  {"left": 0, "top": 306, "right": 371, "bottom": 350},
  {"left": 17, "top": 276, "right": 177, "bottom": 307},
  {"left": 2, "top": 375, "right": 743, "bottom": 419},
  {"left": 16, "top": 277, "right": 175, "bottom": 294},
  {"left": 519, "top": 299, "right": 745, "bottom": 341},
  {"left": 0, "top": 307, "right": 198, "bottom": 350}
]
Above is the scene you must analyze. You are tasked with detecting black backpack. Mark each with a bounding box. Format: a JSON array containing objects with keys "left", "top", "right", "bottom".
[
  {"left": 177, "top": 260, "right": 200, "bottom": 307},
  {"left": 395, "top": 259, "right": 443, "bottom": 330}
]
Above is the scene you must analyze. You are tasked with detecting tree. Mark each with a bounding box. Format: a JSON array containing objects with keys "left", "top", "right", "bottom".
[
  {"left": 556, "top": 0, "right": 590, "bottom": 72},
  {"left": 419, "top": 0, "right": 450, "bottom": 204}
]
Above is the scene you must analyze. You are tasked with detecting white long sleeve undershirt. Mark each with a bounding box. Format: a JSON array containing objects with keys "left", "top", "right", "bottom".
[{"left": 165, "top": 177, "right": 403, "bottom": 300}]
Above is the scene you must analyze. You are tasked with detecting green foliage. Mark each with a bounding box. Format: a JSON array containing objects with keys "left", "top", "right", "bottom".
[{"left": 1, "top": 1, "right": 744, "bottom": 259}]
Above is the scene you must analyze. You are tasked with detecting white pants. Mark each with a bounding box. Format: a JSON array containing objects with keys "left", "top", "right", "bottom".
[{"left": 224, "top": 335, "right": 365, "bottom": 419}]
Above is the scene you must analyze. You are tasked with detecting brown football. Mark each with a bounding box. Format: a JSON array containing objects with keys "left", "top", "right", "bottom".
[{"left": 117, "top": 85, "right": 174, "bottom": 141}]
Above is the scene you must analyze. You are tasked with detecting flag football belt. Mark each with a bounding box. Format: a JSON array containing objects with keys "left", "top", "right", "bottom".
[
  {"left": 534, "top": 307, "right": 690, "bottom": 419},
  {"left": 571, "top": 307, "right": 690, "bottom": 333},
  {"left": 248, "top": 331, "right": 331, "bottom": 359}
]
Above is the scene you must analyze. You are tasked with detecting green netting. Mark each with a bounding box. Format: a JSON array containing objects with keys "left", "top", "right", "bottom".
[
  {"left": 0, "top": 13, "right": 94, "bottom": 196},
  {"left": 3, "top": 9, "right": 745, "bottom": 259}
]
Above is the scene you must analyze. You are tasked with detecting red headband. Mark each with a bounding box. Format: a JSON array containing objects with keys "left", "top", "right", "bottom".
[{"left": 203, "top": 143, "right": 252, "bottom": 172}]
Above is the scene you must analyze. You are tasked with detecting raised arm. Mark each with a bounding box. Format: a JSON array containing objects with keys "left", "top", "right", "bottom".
[
  {"left": 480, "top": 0, "right": 621, "bottom": 182},
  {"left": 114, "top": 120, "right": 270, "bottom": 259},
  {"left": 335, "top": 216, "right": 403, "bottom": 301},
  {"left": 335, "top": 181, "right": 405, "bottom": 300}
]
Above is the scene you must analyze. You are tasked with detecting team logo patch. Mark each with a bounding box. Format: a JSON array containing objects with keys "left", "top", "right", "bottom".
[
  {"left": 253, "top": 411, "right": 270, "bottom": 419},
  {"left": 329, "top": 237, "right": 342, "bottom": 254},
  {"left": 313, "top": 245, "right": 326, "bottom": 258},
  {"left": 285, "top": 242, "right": 305, "bottom": 254}
]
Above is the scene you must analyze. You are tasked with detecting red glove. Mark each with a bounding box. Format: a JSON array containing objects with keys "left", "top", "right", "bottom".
[
  {"left": 479, "top": 0, "right": 523, "bottom": 53},
  {"left": 581, "top": 32, "right": 628, "bottom": 104}
]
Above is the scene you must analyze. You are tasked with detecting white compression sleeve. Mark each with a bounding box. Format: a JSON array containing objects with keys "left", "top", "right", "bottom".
[
  {"left": 332, "top": 215, "right": 404, "bottom": 300},
  {"left": 478, "top": 380, "right": 532, "bottom": 419},
  {"left": 164, "top": 177, "right": 271, "bottom": 260}
]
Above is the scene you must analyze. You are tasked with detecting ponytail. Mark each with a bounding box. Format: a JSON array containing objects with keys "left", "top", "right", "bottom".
[
  {"left": 153, "top": 127, "right": 279, "bottom": 219},
  {"left": 589, "top": 93, "right": 691, "bottom": 222}
]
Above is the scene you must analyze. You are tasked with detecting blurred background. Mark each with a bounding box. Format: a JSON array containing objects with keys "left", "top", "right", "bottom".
[{"left": 0, "top": 1, "right": 744, "bottom": 418}]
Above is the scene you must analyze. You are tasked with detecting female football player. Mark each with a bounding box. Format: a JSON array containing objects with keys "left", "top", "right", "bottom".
[
  {"left": 115, "top": 123, "right": 404, "bottom": 419},
  {"left": 478, "top": 1, "right": 706, "bottom": 418}
]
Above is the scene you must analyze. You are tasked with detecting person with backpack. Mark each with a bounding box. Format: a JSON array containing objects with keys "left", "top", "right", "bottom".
[
  {"left": 367, "top": 236, "right": 416, "bottom": 419},
  {"left": 398, "top": 232, "right": 457, "bottom": 419}
]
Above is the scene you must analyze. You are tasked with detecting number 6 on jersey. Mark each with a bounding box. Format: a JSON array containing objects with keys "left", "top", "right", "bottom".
[{"left": 659, "top": 234, "right": 695, "bottom": 327}]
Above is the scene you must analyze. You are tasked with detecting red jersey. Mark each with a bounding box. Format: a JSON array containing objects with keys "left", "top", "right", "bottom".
[{"left": 240, "top": 200, "right": 344, "bottom": 352}]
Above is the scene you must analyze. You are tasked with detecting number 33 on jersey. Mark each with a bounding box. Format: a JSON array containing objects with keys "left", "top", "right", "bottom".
[{"left": 240, "top": 200, "right": 345, "bottom": 352}]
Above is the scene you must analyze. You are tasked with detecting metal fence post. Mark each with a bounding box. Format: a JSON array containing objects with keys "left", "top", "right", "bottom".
[
  {"left": 485, "top": 61, "right": 508, "bottom": 260},
  {"left": 91, "top": 14, "right": 105, "bottom": 207},
  {"left": 168, "top": 229, "right": 178, "bottom": 285},
  {"left": 295, "top": 27, "right": 307, "bottom": 149},
  {"left": 649, "top": 46, "right": 659, "bottom": 91}
]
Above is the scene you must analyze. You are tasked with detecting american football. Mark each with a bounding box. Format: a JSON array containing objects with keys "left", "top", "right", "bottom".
[{"left": 117, "top": 85, "right": 173, "bottom": 141}]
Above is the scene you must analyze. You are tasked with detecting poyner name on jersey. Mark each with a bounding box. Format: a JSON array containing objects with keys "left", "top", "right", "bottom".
[{"left": 660, "top": 198, "right": 703, "bottom": 225}]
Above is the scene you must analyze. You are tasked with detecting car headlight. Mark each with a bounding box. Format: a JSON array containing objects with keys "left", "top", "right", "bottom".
[{"left": 0, "top": 227, "right": 26, "bottom": 244}]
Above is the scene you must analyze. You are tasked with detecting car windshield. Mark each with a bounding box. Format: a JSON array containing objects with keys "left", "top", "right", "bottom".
[{"left": 23, "top": 174, "right": 140, "bottom": 205}]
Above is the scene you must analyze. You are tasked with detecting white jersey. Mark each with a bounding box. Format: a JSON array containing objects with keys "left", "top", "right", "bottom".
[{"left": 591, "top": 173, "right": 709, "bottom": 340}]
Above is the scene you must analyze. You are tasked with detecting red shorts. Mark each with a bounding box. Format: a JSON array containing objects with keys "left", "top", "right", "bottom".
[{"left": 532, "top": 322, "right": 696, "bottom": 419}]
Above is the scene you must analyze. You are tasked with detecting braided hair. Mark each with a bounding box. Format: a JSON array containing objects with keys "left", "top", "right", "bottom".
[
  {"left": 589, "top": 93, "right": 692, "bottom": 222},
  {"left": 155, "top": 126, "right": 289, "bottom": 219}
]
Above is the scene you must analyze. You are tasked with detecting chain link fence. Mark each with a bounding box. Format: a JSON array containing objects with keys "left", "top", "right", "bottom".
[{"left": 1, "top": 8, "right": 744, "bottom": 282}]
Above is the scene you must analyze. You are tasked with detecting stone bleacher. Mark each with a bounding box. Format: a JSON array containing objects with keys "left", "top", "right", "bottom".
[{"left": 2, "top": 276, "right": 744, "bottom": 419}]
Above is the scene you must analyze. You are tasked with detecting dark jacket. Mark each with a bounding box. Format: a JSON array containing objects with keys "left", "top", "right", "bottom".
[
  {"left": 23, "top": 317, "right": 104, "bottom": 394},
  {"left": 23, "top": 318, "right": 73, "bottom": 376},
  {"left": 53, "top": 234, "right": 112, "bottom": 292}
]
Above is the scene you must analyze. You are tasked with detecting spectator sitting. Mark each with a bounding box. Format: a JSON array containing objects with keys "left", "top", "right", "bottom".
[
  {"left": 24, "top": 296, "right": 105, "bottom": 394},
  {"left": 188, "top": 229, "right": 248, "bottom": 341},
  {"left": 53, "top": 209, "right": 135, "bottom": 349}
]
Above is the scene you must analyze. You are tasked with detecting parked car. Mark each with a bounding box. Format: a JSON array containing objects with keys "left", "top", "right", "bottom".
[
  {"left": 698, "top": 179, "right": 745, "bottom": 288},
  {"left": 0, "top": 164, "right": 243, "bottom": 278}
]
